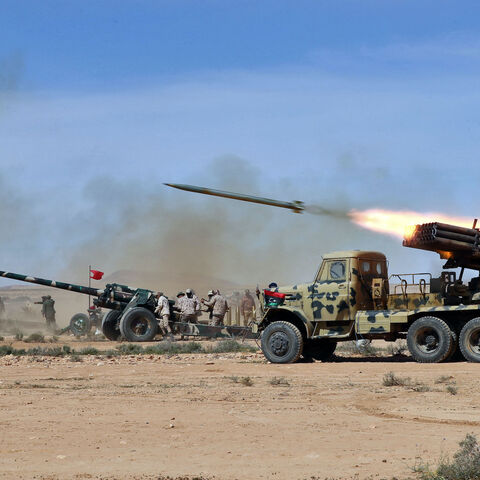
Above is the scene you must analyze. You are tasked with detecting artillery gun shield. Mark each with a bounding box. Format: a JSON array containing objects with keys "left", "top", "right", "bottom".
[{"left": 119, "top": 307, "right": 158, "bottom": 342}]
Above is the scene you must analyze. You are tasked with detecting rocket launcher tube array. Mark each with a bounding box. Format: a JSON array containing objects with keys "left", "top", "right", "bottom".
[
  {"left": 164, "top": 183, "right": 305, "bottom": 213},
  {"left": 403, "top": 222, "right": 480, "bottom": 269}
]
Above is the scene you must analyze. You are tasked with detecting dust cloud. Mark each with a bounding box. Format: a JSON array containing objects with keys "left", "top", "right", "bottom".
[{"left": 60, "top": 156, "right": 320, "bottom": 295}]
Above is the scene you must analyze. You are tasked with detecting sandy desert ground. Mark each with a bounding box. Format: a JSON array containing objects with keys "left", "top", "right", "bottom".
[{"left": 1, "top": 336, "right": 480, "bottom": 480}]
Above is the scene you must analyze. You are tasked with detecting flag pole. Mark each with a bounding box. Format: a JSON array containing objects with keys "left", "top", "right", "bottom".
[{"left": 88, "top": 264, "right": 91, "bottom": 309}]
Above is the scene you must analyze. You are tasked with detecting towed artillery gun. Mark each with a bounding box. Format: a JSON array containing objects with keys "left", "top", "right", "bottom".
[{"left": 0, "top": 273, "right": 256, "bottom": 342}]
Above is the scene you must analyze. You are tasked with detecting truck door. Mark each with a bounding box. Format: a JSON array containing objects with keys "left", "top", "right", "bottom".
[{"left": 310, "top": 258, "right": 351, "bottom": 322}]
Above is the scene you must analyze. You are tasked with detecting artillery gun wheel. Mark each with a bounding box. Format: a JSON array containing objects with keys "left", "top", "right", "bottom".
[
  {"left": 261, "top": 321, "right": 303, "bottom": 364},
  {"left": 459, "top": 317, "right": 480, "bottom": 362},
  {"left": 69, "top": 313, "right": 91, "bottom": 337},
  {"left": 302, "top": 338, "right": 336, "bottom": 361},
  {"left": 120, "top": 307, "right": 158, "bottom": 342},
  {"left": 407, "top": 316, "right": 452, "bottom": 363},
  {"left": 102, "top": 311, "right": 122, "bottom": 341}
]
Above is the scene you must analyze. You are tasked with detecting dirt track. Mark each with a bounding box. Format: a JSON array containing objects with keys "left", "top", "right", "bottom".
[{"left": 1, "top": 337, "right": 479, "bottom": 480}]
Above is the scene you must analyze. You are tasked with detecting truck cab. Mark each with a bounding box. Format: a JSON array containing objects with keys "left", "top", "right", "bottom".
[{"left": 259, "top": 250, "right": 388, "bottom": 340}]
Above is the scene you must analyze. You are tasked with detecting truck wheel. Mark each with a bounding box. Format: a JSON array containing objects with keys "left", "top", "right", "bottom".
[
  {"left": 102, "top": 310, "right": 122, "bottom": 341},
  {"left": 261, "top": 321, "right": 303, "bottom": 364},
  {"left": 120, "top": 307, "right": 158, "bottom": 342},
  {"left": 303, "top": 338, "right": 336, "bottom": 361},
  {"left": 443, "top": 321, "right": 462, "bottom": 362},
  {"left": 69, "top": 313, "right": 91, "bottom": 337},
  {"left": 459, "top": 318, "right": 480, "bottom": 362},
  {"left": 407, "top": 316, "right": 452, "bottom": 363}
]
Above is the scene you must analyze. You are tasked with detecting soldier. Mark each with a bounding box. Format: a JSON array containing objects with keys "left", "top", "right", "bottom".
[
  {"left": 201, "top": 290, "right": 215, "bottom": 320},
  {"left": 201, "top": 289, "right": 229, "bottom": 326},
  {"left": 41, "top": 295, "right": 56, "bottom": 331},
  {"left": 175, "top": 292, "right": 198, "bottom": 323},
  {"left": 155, "top": 291, "right": 174, "bottom": 340},
  {"left": 240, "top": 289, "right": 255, "bottom": 324},
  {"left": 88, "top": 305, "right": 103, "bottom": 335},
  {"left": 185, "top": 288, "right": 201, "bottom": 319}
]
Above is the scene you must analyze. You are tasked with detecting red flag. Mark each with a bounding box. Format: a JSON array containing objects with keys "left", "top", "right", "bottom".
[
  {"left": 90, "top": 269, "right": 104, "bottom": 280},
  {"left": 264, "top": 290, "right": 286, "bottom": 299}
]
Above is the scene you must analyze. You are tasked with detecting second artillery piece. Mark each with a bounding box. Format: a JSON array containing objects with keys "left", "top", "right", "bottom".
[{"left": 0, "top": 272, "right": 256, "bottom": 342}]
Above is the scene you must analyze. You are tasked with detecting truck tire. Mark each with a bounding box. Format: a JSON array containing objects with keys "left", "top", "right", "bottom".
[
  {"left": 303, "top": 338, "right": 336, "bottom": 361},
  {"left": 407, "top": 316, "right": 452, "bottom": 363},
  {"left": 459, "top": 317, "right": 480, "bottom": 362},
  {"left": 69, "top": 313, "right": 91, "bottom": 337},
  {"left": 120, "top": 307, "right": 158, "bottom": 342},
  {"left": 261, "top": 321, "right": 303, "bottom": 364},
  {"left": 102, "top": 310, "right": 122, "bottom": 341},
  {"left": 444, "top": 320, "right": 463, "bottom": 362}
]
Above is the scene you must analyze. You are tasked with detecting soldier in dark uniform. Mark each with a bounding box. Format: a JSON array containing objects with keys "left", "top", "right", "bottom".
[{"left": 41, "top": 295, "right": 57, "bottom": 330}]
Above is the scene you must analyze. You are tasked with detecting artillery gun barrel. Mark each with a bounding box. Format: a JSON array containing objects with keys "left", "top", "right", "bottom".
[
  {"left": 164, "top": 183, "right": 305, "bottom": 213},
  {"left": 0, "top": 271, "right": 102, "bottom": 297}
]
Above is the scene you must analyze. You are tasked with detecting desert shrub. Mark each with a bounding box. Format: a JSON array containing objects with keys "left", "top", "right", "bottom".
[
  {"left": 0, "top": 335, "right": 4, "bottom": 341},
  {"left": 27, "top": 346, "right": 65, "bottom": 357},
  {"left": 14, "top": 331, "right": 24, "bottom": 341},
  {"left": 415, "top": 434, "right": 480, "bottom": 480},
  {"left": 69, "top": 354, "right": 83, "bottom": 362},
  {"left": 240, "top": 376, "right": 253, "bottom": 386},
  {"left": 24, "top": 333, "right": 45, "bottom": 343},
  {"left": 446, "top": 385, "right": 458, "bottom": 395},
  {"left": 269, "top": 376, "right": 290, "bottom": 386},
  {"left": 78, "top": 347, "right": 100, "bottom": 355},
  {"left": 116, "top": 343, "right": 144, "bottom": 354},
  {"left": 411, "top": 383, "right": 431, "bottom": 392},
  {"left": 0, "top": 345, "right": 16, "bottom": 355},
  {"left": 383, "top": 371, "right": 411, "bottom": 387},
  {"left": 435, "top": 375, "right": 454, "bottom": 384}
]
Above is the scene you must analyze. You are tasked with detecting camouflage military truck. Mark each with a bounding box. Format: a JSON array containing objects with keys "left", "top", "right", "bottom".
[{"left": 257, "top": 239, "right": 480, "bottom": 364}]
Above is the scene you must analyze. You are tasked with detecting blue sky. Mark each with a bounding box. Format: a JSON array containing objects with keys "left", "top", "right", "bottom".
[{"left": 0, "top": 1, "right": 480, "bottom": 285}]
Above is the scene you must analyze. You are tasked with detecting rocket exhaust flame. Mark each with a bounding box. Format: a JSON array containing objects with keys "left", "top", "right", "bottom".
[{"left": 349, "top": 209, "right": 475, "bottom": 239}]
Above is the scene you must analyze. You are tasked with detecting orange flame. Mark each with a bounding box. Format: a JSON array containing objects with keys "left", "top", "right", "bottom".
[{"left": 349, "top": 209, "right": 475, "bottom": 239}]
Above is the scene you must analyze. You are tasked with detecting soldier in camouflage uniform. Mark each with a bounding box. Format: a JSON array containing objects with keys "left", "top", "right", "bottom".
[
  {"left": 41, "top": 295, "right": 57, "bottom": 330},
  {"left": 180, "top": 289, "right": 200, "bottom": 323},
  {"left": 202, "top": 289, "right": 229, "bottom": 326},
  {"left": 240, "top": 289, "right": 255, "bottom": 324},
  {"left": 155, "top": 291, "right": 174, "bottom": 340}
]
